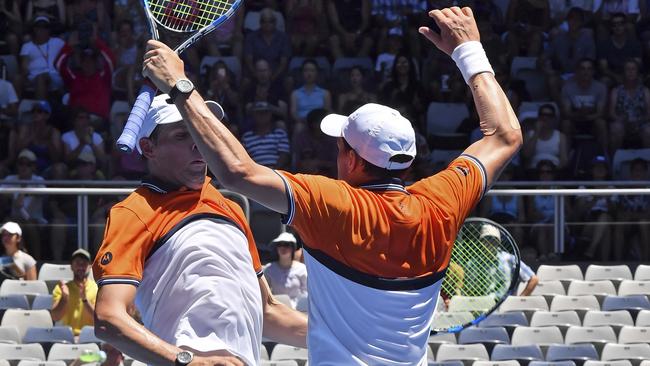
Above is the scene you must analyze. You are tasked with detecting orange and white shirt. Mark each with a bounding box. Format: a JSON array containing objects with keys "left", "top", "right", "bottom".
[
  {"left": 92, "top": 177, "right": 263, "bottom": 366},
  {"left": 277, "top": 154, "right": 487, "bottom": 365}
]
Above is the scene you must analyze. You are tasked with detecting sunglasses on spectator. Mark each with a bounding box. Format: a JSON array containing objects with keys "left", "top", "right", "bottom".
[{"left": 17, "top": 160, "right": 33, "bottom": 167}]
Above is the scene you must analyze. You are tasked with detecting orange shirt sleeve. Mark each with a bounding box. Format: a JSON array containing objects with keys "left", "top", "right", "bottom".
[
  {"left": 408, "top": 154, "right": 487, "bottom": 234},
  {"left": 92, "top": 206, "right": 153, "bottom": 287},
  {"left": 276, "top": 171, "right": 355, "bottom": 251}
]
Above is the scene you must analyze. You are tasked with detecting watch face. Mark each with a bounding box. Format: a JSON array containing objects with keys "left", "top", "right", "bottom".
[
  {"left": 176, "top": 79, "right": 194, "bottom": 93},
  {"left": 177, "top": 351, "right": 193, "bottom": 364}
]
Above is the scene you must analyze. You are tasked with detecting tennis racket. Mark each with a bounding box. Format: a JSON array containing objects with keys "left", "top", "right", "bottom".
[
  {"left": 431, "top": 217, "right": 521, "bottom": 334},
  {"left": 116, "top": 0, "right": 242, "bottom": 153}
]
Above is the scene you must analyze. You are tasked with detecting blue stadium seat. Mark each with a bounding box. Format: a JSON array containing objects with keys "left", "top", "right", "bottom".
[
  {"left": 545, "top": 344, "right": 598, "bottom": 363},
  {"left": 0, "top": 295, "right": 30, "bottom": 311},
  {"left": 602, "top": 295, "right": 650, "bottom": 316},
  {"left": 427, "top": 362, "right": 464, "bottom": 366},
  {"left": 31, "top": 294, "right": 53, "bottom": 311},
  {"left": 23, "top": 326, "right": 74, "bottom": 354},
  {"left": 491, "top": 344, "right": 543, "bottom": 362}
]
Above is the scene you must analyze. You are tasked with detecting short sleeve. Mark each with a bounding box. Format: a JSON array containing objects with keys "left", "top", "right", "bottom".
[
  {"left": 92, "top": 206, "right": 153, "bottom": 287},
  {"left": 275, "top": 171, "right": 353, "bottom": 251},
  {"left": 408, "top": 154, "right": 486, "bottom": 232},
  {"left": 19, "top": 43, "right": 29, "bottom": 57},
  {"left": 93, "top": 133, "right": 103, "bottom": 146},
  {"left": 519, "top": 260, "right": 535, "bottom": 282}
]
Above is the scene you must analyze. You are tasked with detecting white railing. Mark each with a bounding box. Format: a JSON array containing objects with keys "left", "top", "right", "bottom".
[{"left": 1, "top": 186, "right": 649, "bottom": 253}]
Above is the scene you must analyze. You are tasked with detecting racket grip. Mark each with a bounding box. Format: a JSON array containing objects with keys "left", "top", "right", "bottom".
[{"left": 116, "top": 83, "right": 157, "bottom": 153}]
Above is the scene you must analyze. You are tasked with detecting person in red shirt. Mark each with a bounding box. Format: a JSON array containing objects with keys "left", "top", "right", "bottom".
[{"left": 55, "top": 29, "right": 115, "bottom": 121}]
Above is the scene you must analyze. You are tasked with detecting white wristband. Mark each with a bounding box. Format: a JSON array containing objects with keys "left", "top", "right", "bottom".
[{"left": 451, "top": 41, "right": 494, "bottom": 84}]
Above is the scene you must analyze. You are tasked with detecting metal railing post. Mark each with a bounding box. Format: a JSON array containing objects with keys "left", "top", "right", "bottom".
[
  {"left": 554, "top": 196, "right": 561, "bottom": 253},
  {"left": 559, "top": 196, "right": 565, "bottom": 253},
  {"left": 82, "top": 195, "right": 89, "bottom": 250},
  {"left": 77, "top": 196, "right": 83, "bottom": 249}
]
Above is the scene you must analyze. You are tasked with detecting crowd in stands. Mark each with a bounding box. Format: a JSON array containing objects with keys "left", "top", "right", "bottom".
[{"left": 1, "top": 0, "right": 650, "bottom": 262}]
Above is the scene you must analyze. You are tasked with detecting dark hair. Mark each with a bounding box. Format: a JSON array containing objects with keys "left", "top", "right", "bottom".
[
  {"left": 302, "top": 59, "right": 319, "bottom": 71},
  {"left": 611, "top": 12, "right": 627, "bottom": 23},
  {"left": 538, "top": 103, "right": 556, "bottom": 116},
  {"left": 577, "top": 58, "right": 596, "bottom": 68},
  {"left": 390, "top": 53, "right": 418, "bottom": 85},
  {"left": 306, "top": 108, "right": 328, "bottom": 126},
  {"left": 340, "top": 138, "right": 411, "bottom": 179}
]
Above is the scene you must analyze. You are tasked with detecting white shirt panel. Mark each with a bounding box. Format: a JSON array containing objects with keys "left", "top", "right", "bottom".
[
  {"left": 136, "top": 220, "right": 262, "bottom": 366},
  {"left": 304, "top": 251, "right": 440, "bottom": 366}
]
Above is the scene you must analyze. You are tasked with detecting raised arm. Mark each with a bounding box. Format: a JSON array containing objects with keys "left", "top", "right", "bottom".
[
  {"left": 142, "top": 40, "right": 289, "bottom": 214},
  {"left": 419, "top": 7, "right": 522, "bottom": 187}
]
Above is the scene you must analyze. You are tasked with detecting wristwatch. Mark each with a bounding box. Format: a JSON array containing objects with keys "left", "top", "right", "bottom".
[
  {"left": 175, "top": 350, "right": 193, "bottom": 365},
  {"left": 168, "top": 78, "right": 195, "bottom": 102}
]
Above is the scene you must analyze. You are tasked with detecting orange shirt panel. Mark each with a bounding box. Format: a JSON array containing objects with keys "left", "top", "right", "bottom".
[
  {"left": 278, "top": 155, "right": 485, "bottom": 278},
  {"left": 93, "top": 178, "right": 261, "bottom": 284}
]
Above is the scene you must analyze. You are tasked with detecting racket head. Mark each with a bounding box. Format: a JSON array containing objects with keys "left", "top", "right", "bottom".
[
  {"left": 431, "top": 218, "right": 521, "bottom": 334},
  {"left": 144, "top": 0, "right": 240, "bottom": 33}
]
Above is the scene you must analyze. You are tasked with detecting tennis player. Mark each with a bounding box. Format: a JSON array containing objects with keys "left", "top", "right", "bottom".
[
  {"left": 142, "top": 6, "right": 522, "bottom": 365},
  {"left": 92, "top": 95, "right": 306, "bottom": 366}
]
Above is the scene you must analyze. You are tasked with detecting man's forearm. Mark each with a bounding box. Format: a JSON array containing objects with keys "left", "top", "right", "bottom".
[
  {"left": 470, "top": 73, "right": 521, "bottom": 144},
  {"left": 263, "top": 302, "right": 308, "bottom": 348},
  {"left": 95, "top": 309, "right": 180, "bottom": 365},
  {"left": 51, "top": 298, "right": 68, "bottom": 322}
]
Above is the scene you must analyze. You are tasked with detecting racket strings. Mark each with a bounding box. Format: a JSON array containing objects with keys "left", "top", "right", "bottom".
[
  {"left": 433, "top": 221, "right": 519, "bottom": 332},
  {"left": 149, "top": 0, "right": 234, "bottom": 31}
]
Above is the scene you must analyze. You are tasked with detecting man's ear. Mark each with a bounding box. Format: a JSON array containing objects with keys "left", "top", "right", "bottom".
[
  {"left": 139, "top": 138, "right": 155, "bottom": 159},
  {"left": 348, "top": 149, "right": 364, "bottom": 173}
]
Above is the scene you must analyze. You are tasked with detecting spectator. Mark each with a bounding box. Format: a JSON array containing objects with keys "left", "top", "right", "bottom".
[
  {"left": 371, "top": 0, "right": 426, "bottom": 57},
  {"left": 264, "top": 232, "right": 308, "bottom": 308},
  {"left": 25, "top": 0, "right": 66, "bottom": 25},
  {"left": 575, "top": 155, "right": 616, "bottom": 260},
  {"left": 0, "top": 0, "right": 21, "bottom": 56},
  {"left": 292, "top": 108, "right": 337, "bottom": 176},
  {"left": 46, "top": 163, "right": 75, "bottom": 261},
  {"left": 61, "top": 108, "right": 107, "bottom": 167},
  {"left": 597, "top": 13, "right": 642, "bottom": 85},
  {"left": 375, "top": 29, "right": 405, "bottom": 84},
  {"left": 241, "top": 102, "right": 291, "bottom": 169},
  {"left": 505, "top": 0, "right": 550, "bottom": 57},
  {"left": 112, "top": 0, "right": 147, "bottom": 39},
  {"left": 111, "top": 19, "right": 139, "bottom": 102},
  {"left": 284, "top": 0, "right": 326, "bottom": 56},
  {"left": 55, "top": 30, "right": 115, "bottom": 121},
  {"left": 0, "top": 221, "right": 37, "bottom": 280},
  {"left": 8, "top": 101, "right": 62, "bottom": 174},
  {"left": 608, "top": 59, "right": 650, "bottom": 152},
  {"left": 18, "top": 16, "right": 65, "bottom": 99},
  {"left": 542, "top": 7, "right": 596, "bottom": 76},
  {"left": 560, "top": 58, "right": 608, "bottom": 149},
  {"left": 66, "top": 0, "right": 109, "bottom": 36},
  {"left": 379, "top": 53, "right": 425, "bottom": 130},
  {"left": 51, "top": 248, "right": 97, "bottom": 337},
  {"left": 243, "top": 58, "right": 288, "bottom": 125},
  {"left": 243, "top": 7, "right": 291, "bottom": 84},
  {"left": 337, "top": 66, "right": 377, "bottom": 114},
  {"left": 479, "top": 224, "right": 538, "bottom": 296},
  {"left": 205, "top": 62, "right": 241, "bottom": 127},
  {"left": 1, "top": 149, "right": 47, "bottom": 259},
  {"left": 479, "top": 164, "right": 526, "bottom": 244},
  {"left": 527, "top": 159, "right": 560, "bottom": 259},
  {"left": 522, "top": 104, "right": 569, "bottom": 170},
  {"left": 328, "top": 0, "right": 373, "bottom": 58},
  {"left": 0, "top": 70, "right": 19, "bottom": 121},
  {"left": 614, "top": 158, "right": 650, "bottom": 260},
  {"left": 290, "top": 59, "right": 332, "bottom": 125}
]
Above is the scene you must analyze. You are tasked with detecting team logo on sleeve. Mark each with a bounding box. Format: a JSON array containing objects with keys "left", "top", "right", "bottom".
[{"left": 100, "top": 252, "right": 113, "bottom": 265}]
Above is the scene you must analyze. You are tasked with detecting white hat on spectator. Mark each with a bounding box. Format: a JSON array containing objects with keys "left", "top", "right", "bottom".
[
  {"left": 0, "top": 222, "right": 22, "bottom": 236},
  {"left": 77, "top": 150, "right": 96, "bottom": 165},
  {"left": 479, "top": 224, "right": 501, "bottom": 242},
  {"left": 137, "top": 94, "right": 225, "bottom": 154},
  {"left": 271, "top": 232, "right": 297, "bottom": 247},
  {"left": 320, "top": 103, "right": 416, "bottom": 170},
  {"left": 17, "top": 149, "right": 37, "bottom": 162}
]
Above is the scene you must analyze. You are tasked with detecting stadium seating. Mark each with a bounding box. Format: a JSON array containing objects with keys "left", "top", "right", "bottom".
[
  {"left": 270, "top": 344, "right": 308, "bottom": 363},
  {"left": 0, "top": 309, "right": 53, "bottom": 340},
  {"left": 499, "top": 296, "right": 549, "bottom": 319},
  {"left": 78, "top": 326, "right": 102, "bottom": 345},
  {"left": 0, "top": 326, "right": 21, "bottom": 344},
  {"left": 436, "top": 344, "right": 490, "bottom": 363},
  {"left": 550, "top": 295, "right": 600, "bottom": 319},
  {"left": 617, "top": 325, "right": 650, "bottom": 344},
  {"left": 528, "top": 362, "right": 576, "bottom": 366},
  {"left": 636, "top": 310, "right": 650, "bottom": 326},
  {"left": 0, "top": 294, "right": 30, "bottom": 312},
  {"left": 473, "top": 362, "right": 521, "bottom": 366},
  {"left": 295, "top": 295, "right": 308, "bottom": 313},
  {"left": 491, "top": 344, "right": 544, "bottom": 362},
  {"left": 433, "top": 312, "right": 475, "bottom": 330},
  {"left": 427, "top": 362, "right": 464, "bottom": 366},
  {"left": 260, "top": 361, "right": 299, "bottom": 366},
  {"left": 429, "top": 332, "right": 458, "bottom": 356},
  {"left": 529, "top": 281, "right": 566, "bottom": 297},
  {"left": 37, "top": 264, "right": 73, "bottom": 294},
  {"left": 48, "top": 343, "right": 100, "bottom": 363},
  {"left": 0, "top": 280, "right": 49, "bottom": 297},
  {"left": 601, "top": 295, "right": 650, "bottom": 315},
  {"left": 530, "top": 311, "right": 581, "bottom": 334},
  {"left": 426, "top": 102, "right": 470, "bottom": 135},
  {"left": 17, "top": 362, "right": 67, "bottom": 366},
  {"left": 564, "top": 326, "right": 616, "bottom": 355},
  {"left": 601, "top": 343, "right": 650, "bottom": 362},
  {"left": 617, "top": 281, "right": 650, "bottom": 296},
  {"left": 583, "top": 361, "right": 632, "bottom": 366},
  {"left": 583, "top": 310, "right": 634, "bottom": 328},
  {"left": 567, "top": 281, "right": 617, "bottom": 298},
  {"left": 509, "top": 56, "right": 537, "bottom": 77},
  {"left": 545, "top": 344, "right": 599, "bottom": 362},
  {"left": 634, "top": 265, "right": 650, "bottom": 281},
  {"left": 23, "top": 327, "right": 75, "bottom": 354},
  {"left": 0, "top": 343, "right": 46, "bottom": 361},
  {"left": 536, "top": 266, "right": 583, "bottom": 283},
  {"left": 449, "top": 296, "right": 496, "bottom": 313},
  {"left": 511, "top": 327, "right": 563, "bottom": 347},
  {"left": 585, "top": 265, "right": 633, "bottom": 283},
  {"left": 31, "top": 295, "right": 53, "bottom": 311},
  {"left": 458, "top": 327, "right": 509, "bottom": 353}
]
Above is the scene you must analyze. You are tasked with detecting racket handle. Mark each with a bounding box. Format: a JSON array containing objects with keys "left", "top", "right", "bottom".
[{"left": 116, "top": 82, "right": 157, "bottom": 153}]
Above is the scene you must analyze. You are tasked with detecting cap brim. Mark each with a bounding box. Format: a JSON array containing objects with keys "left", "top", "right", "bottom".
[{"left": 320, "top": 114, "right": 347, "bottom": 137}]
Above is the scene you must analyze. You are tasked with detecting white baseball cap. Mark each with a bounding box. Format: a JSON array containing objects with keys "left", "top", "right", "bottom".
[
  {"left": 271, "top": 232, "right": 297, "bottom": 245},
  {"left": 0, "top": 222, "right": 22, "bottom": 236},
  {"left": 137, "top": 94, "right": 225, "bottom": 154},
  {"left": 479, "top": 224, "right": 501, "bottom": 242},
  {"left": 320, "top": 103, "right": 416, "bottom": 170}
]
